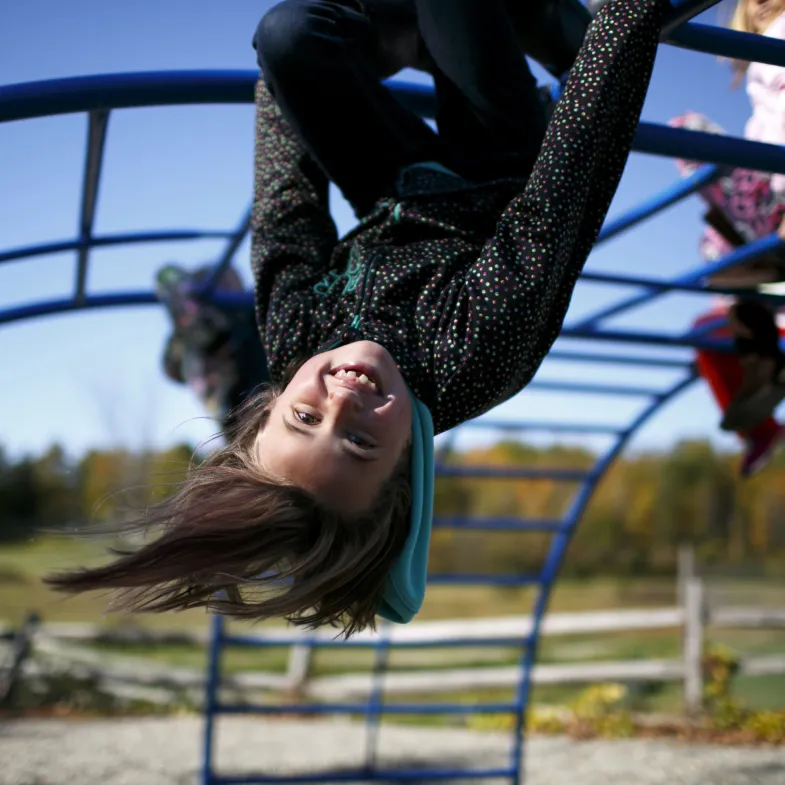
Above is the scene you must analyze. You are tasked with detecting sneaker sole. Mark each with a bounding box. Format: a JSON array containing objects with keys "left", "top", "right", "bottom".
[{"left": 721, "top": 384, "right": 785, "bottom": 432}]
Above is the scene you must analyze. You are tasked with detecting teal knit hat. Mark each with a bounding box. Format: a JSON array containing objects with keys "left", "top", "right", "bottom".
[{"left": 377, "top": 392, "right": 435, "bottom": 624}]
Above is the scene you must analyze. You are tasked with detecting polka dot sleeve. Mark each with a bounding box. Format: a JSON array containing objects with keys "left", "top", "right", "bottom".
[
  {"left": 432, "top": 0, "right": 669, "bottom": 427},
  {"left": 250, "top": 78, "right": 340, "bottom": 380}
]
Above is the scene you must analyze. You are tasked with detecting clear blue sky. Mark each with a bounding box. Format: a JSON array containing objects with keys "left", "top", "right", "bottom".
[{"left": 0, "top": 0, "right": 772, "bottom": 460}]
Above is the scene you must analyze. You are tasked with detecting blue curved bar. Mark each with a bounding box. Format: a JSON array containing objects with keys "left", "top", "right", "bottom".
[
  {"left": 508, "top": 371, "right": 697, "bottom": 774},
  {"left": 0, "top": 230, "right": 238, "bottom": 266},
  {"left": 0, "top": 70, "right": 256, "bottom": 123},
  {"left": 6, "top": 71, "right": 785, "bottom": 181},
  {"left": 0, "top": 70, "right": 436, "bottom": 124},
  {"left": 0, "top": 292, "right": 159, "bottom": 326}
]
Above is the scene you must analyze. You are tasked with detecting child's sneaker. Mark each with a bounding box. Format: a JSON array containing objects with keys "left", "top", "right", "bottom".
[
  {"left": 162, "top": 334, "right": 187, "bottom": 384},
  {"left": 740, "top": 424, "right": 785, "bottom": 478},
  {"left": 721, "top": 357, "right": 785, "bottom": 432}
]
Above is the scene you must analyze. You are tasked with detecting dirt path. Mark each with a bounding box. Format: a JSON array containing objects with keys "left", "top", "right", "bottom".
[{"left": 2, "top": 716, "right": 783, "bottom": 785}]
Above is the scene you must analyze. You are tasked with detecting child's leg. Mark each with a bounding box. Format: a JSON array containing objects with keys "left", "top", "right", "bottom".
[
  {"left": 698, "top": 343, "right": 785, "bottom": 478},
  {"left": 694, "top": 342, "right": 780, "bottom": 440},
  {"left": 253, "top": 0, "right": 441, "bottom": 215},
  {"left": 414, "top": 0, "right": 549, "bottom": 182},
  {"left": 692, "top": 309, "right": 740, "bottom": 410},
  {"left": 721, "top": 298, "right": 785, "bottom": 431},
  {"left": 692, "top": 310, "right": 783, "bottom": 478},
  {"left": 506, "top": 0, "right": 592, "bottom": 78}
]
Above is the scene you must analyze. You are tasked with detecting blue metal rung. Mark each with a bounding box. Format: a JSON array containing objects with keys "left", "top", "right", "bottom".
[
  {"left": 432, "top": 516, "right": 566, "bottom": 532},
  {"left": 528, "top": 379, "right": 664, "bottom": 397},
  {"left": 667, "top": 22, "right": 785, "bottom": 68},
  {"left": 222, "top": 633, "right": 535, "bottom": 650},
  {"left": 562, "top": 325, "right": 733, "bottom": 352},
  {"left": 634, "top": 121, "right": 785, "bottom": 176},
  {"left": 216, "top": 702, "right": 518, "bottom": 716},
  {"left": 459, "top": 419, "right": 624, "bottom": 434},
  {"left": 580, "top": 268, "right": 785, "bottom": 302},
  {"left": 547, "top": 350, "right": 691, "bottom": 369},
  {"left": 698, "top": 233, "right": 785, "bottom": 282},
  {"left": 211, "top": 768, "right": 517, "bottom": 785},
  {"left": 597, "top": 163, "right": 723, "bottom": 244},
  {"left": 576, "top": 233, "right": 785, "bottom": 331},
  {"left": 435, "top": 465, "right": 592, "bottom": 481},
  {"left": 427, "top": 574, "right": 542, "bottom": 587}
]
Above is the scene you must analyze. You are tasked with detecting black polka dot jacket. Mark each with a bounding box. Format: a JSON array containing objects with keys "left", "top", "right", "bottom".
[{"left": 252, "top": 0, "right": 668, "bottom": 435}]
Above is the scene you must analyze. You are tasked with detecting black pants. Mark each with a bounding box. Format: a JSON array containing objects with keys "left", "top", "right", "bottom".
[
  {"left": 732, "top": 299, "right": 784, "bottom": 362},
  {"left": 253, "top": 0, "right": 548, "bottom": 215}
]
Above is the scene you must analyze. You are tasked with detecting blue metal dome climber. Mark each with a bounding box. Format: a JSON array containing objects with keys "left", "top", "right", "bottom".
[{"left": 2, "top": 0, "right": 785, "bottom": 783}]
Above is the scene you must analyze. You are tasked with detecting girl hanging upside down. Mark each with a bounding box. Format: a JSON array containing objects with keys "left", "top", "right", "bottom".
[
  {"left": 46, "top": 0, "right": 672, "bottom": 636},
  {"left": 671, "top": 0, "right": 785, "bottom": 477}
]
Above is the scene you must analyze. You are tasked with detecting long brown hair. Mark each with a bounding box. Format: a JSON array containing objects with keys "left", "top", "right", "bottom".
[{"left": 44, "top": 366, "right": 412, "bottom": 637}]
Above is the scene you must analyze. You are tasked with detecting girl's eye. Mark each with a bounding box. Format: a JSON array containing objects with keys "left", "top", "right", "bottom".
[
  {"left": 295, "top": 410, "right": 319, "bottom": 425},
  {"left": 347, "top": 433, "right": 373, "bottom": 449}
]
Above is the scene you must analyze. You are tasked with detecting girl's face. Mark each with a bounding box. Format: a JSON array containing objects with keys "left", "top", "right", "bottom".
[
  {"left": 748, "top": 0, "right": 783, "bottom": 32},
  {"left": 254, "top": 341, "right": 412, "bottom": 515}
]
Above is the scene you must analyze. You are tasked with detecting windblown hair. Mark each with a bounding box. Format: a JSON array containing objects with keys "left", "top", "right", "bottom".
[
  {"left": 45, "top": 364, "right": 412, "bottom": 637},
  {"left": 726, "top": 0, "right": 785, "bottom": 84}
]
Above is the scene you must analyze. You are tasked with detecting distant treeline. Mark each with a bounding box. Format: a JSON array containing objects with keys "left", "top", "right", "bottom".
[{"left": 2, "top": 438, "right": 784, "bottom": 576}]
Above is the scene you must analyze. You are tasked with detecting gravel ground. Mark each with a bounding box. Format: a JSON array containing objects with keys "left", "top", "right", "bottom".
[{"left": 2, "top": 717, "right": 783, "bottom": 785}]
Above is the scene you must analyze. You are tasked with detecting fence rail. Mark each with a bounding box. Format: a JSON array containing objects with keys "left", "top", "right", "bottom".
[
  {"left": 3, "top": 585, "right": 785, "bottom": 712},
  {"left": 3, "top": 605, "right": 784, "bottom": 645}
]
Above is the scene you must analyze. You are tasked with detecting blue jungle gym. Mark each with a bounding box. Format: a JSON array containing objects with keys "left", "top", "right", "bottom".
[{"left": 2, "top": 0, "right": 785, "bottom": 782}]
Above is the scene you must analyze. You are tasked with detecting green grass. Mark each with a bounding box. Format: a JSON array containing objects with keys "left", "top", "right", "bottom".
[
  {"left": 0, "top": 537, "right": 683, "bottom": 626},
  {"left": 0, "top": 536, "right": 216, "bottom": 629}
]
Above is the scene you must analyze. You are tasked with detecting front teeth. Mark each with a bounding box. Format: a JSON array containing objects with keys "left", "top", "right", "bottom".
[{"left": 335, "top": 368, "right": 377, "bottom": 391}]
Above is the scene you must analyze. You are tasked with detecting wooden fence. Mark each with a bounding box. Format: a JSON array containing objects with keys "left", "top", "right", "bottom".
[{"left": 3, "top": 575, "right": 785, "bottom": 712}]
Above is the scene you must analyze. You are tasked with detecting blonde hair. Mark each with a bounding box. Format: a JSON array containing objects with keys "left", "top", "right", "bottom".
[{"left": 726, "top": 0, "right": 785, "bottom": 84}]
